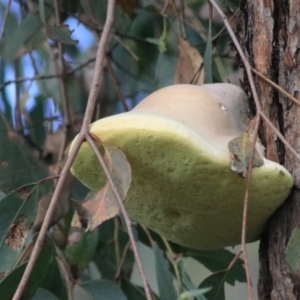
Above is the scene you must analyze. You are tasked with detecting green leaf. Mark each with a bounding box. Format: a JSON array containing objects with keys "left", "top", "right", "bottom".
[
  {"left": 286, "top": 227, "right": 300, "bottom": 273},
  {"left": 82, "top": 280, "right": 127, "bottom": 300},
  {"left": 93, "top": 223, "right": 134, "bottom": 280},
  {"left": 121, "top": 279, "right": 147, "bottom": 300},
  {"left": 0, "top": 12, "right": 44, "bottom": 61},
  {"left": 38, "top": 251, "right": 68, "bottom": 300},
  {"left": 46, "top": 25, "right": 79, "bottom": 45},
  {"left": 204, "top": 18, "right": 212, "bottom": 83},
  {"left": 183, "top": 248, "right": 246, "bottom": 285},
  {"left": 178, "top": 259, "right": 206, "bottom": 300},
  {"left": 0, "top": 235, "right": 56, "bottom": 300},
  {"left": 65, "top": 228, "right": 99, "bottom": 274},
  {"left": 0, "top": 114, "right": 49, "bottom": 193},
  {"left": 0, "top": 182, "right": 50, "bottom": 272},
  {"left": 178, "top": 288, "right": 211, "bottom": 300},
  {"left": 153, "top": 242, "right": 177, "bottom": 300},
  {"left": 228, "top": 131, "right": 264, "bottom": 177},
  {"left": 26, "top": 96, "right": 47, "bottom": 146},
  {"left": 38, "top": 0, "right": 46, "bottom": 24},
  {"left": 198, "top": 272, "right": 227, "bottom": 300},
  {"left": 32, "top": 288, "right": 60, "bottom": 300}
]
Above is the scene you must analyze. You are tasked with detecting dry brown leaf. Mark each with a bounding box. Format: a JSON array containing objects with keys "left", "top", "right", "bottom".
[
  {"left": 228, "top": 131, "right": 264, "bottom": 177},
  {"left": 174, "top": 38, "right": 204, "bottom": 85},
  {"left": 72, "top": 143, "right": 131, "bottom": 231}
]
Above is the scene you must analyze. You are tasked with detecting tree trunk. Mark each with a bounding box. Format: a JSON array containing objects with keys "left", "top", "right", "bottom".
[{"left": 241, "top": 0, "right": 300, "bottom": 299}]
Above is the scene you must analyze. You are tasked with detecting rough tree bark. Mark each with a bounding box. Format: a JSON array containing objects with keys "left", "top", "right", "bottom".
[{"left": 240, "top": 0, "right": 300, "bottom": 299}]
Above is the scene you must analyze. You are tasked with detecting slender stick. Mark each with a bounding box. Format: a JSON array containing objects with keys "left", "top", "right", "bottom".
[
  {"left": 85, "top": 133, "right": 153, "bottom": 300},
  {"left": 251, "top": 68, "right": 300, "bottom": 107},
  {"left": 0, "top": 57, "right": 97, "bottom": 92},
  {"left": 11, "top": 0, "right": 116, "bottom": 299},
  {"left": 106, "top": 57, "right": 129, "bottom": 111},
  {"left": 11, "top": 135, "right": 83, "bottom": 300},
  {"left": 53, "top": 0, "right": 73, "bottom": 167},
  {"left": 208, "top": 1, "right": 260, "bottom": 299}
]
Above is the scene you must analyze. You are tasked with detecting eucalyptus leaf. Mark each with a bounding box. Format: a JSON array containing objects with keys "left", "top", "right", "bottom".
[
  {"left": 0, "top": 182, "right": 50, "bottom": 272},
  {"left": 178, "top": 287, "right": 211, "bottom": 300},
  {"left": 82, "top": 279, "right": 127, "bottom": 300},
  {"left": 178, "top": 259, "right": 205, "bottom": 300},
  {"left": 46, "top": 25, "right": 79, "bottom": 46},
  {"left": 0, "top": 236, "right": 56, "bottom": 300},
  {"left": 153, "top": 242, "right": 177, "bottom": 300},
  {"left": 32, "top": 288, "right": 60, "bottom": 300},
  {"left": 198, "top": 272, "right": 227, "bottom": 300},
  {"left": 121, "top": 279, "right": 147, "bottom": 300},
  {"left": 0, "top": 12, "right": 43, "bottom": 61},
  {"left": 0, "top": 114, "right": 49, "bottom": 193},
  {"left": 65, "top": 228, "right": 99, "bottom": 274},
  {"left": 183, "top": 248, "right": 246, "bottom": 285}
]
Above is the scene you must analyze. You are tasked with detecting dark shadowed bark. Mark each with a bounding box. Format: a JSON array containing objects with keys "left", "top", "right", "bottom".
[{"left": 240, "top": 0, "right": 300, "bottom": 299}]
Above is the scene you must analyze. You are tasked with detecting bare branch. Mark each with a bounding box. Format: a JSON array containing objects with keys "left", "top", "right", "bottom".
[
  {"left": 106, "top": 57, "right": 129, "bottom": 111},
  {"left": 252, "top": 68, "right": 300, "bottom": 107},
  {"left": 11, "top": 0, "right": 116, "bottom": 298},
  {"left": 207, "top": 1, "right": 260, "bottom": 299},
  {"left": 53, "top": 0, "right": 73, "bottom": 167},
  {"left": 0, "top": 57, "right": 96, "bottom": 92},
  {"left": 114, "top": 240, "right": 130, "bottom": 280},
  {"left": 86, "top": 133, "right": 153, "bottom": 300}
]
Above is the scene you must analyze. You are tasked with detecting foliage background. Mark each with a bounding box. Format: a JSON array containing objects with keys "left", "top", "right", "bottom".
[{"left": 0, "top": 0, "right": 259, "bottom": 299}]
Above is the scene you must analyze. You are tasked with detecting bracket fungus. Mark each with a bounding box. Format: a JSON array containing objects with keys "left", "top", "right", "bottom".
[{"left": 70, "top": 84, "right": 293, "bottom": 250}]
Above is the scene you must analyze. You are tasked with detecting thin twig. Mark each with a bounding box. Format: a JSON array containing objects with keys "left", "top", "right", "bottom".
[
  {"left": 114, "top": 217, "right": 121, "bottom": 266},
  {"left": 252, "top": 68, "right": 300, "bottom": 107},
  {"left": 56, "top": 250, "right": 74, "bottom": 300},
  {"left": 260, "top": 111, "right": 300, "bottom": 161},
  {"left": 209, "top": 0, "right": 261, "bottom": 113},
  {"left": 114, "top": 240, "right": 130, "bottom": 279},
  {"left": 14, "top": 60, "right": 23, "bottom": 133},
  {"left": 208, "top": 1, "right": 260, "bottom": 299},
  {"left": 179, "top": 0, "right": 187, "bottom": 39},
  {"left": 53, "top": 0, "right": 73, "bottom": 167},
  {"left": 0, "top": 57, "right": 96, "bottom": 92},
  {"left": 240, "top": 116, "right": 260, "bottom": 298},
  {"left": 113, "top": 35, "right": 139, "bottom": 61},
  {"left": 106, "top": 57, "right": 129, "bottom": 111},
  {"left": 11, "top": 0, "right": 116, "bottom": 299},
  {"left": 161, "top": 237, "right": 183, "bottom": 294},
  {"left": 211, "top": 9, "right": 239, "bottom": 43},
  {"left": 140, "top": 224, "right": 155, "bottom": 246},
  {"left": 0, "top": 0, "right": 13, "bottom": 41},
  {"left": 226, "top": 250, "right": 242, "bottom": 271},
  {"left": 86, "top": 133, "right": 153, "bottom": 300}
]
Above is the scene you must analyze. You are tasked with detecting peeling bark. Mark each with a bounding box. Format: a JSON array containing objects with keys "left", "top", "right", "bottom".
[{"left": 241, "top": 0, "right": 300, "bottom": 299}]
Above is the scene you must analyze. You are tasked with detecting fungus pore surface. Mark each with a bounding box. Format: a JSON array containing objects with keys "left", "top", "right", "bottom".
[{"left": 70, "top": 84, "right": 293, "bottom": 250}]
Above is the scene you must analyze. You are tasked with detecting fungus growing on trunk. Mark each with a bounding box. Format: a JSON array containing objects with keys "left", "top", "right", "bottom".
[{"left": 70, "top": 84, "right": 293, "bottom": 250}]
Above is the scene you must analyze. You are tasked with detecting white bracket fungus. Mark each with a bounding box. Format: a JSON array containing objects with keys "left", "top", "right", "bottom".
[{"left": 70, "top": 84, "right": 293, "bottom": 250}]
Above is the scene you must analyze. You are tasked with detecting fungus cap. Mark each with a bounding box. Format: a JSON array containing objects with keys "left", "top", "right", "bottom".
[{"left": 70, "top": 84, "right": 293, "bottom": 250}]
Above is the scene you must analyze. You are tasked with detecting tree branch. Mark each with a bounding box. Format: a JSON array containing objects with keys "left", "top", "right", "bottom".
[
  {"left": 85, "top": 133, "right": 153, "bottom": 300},
  {"left": 11, "top": 0, "right": 116, "bottom": 299}
]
